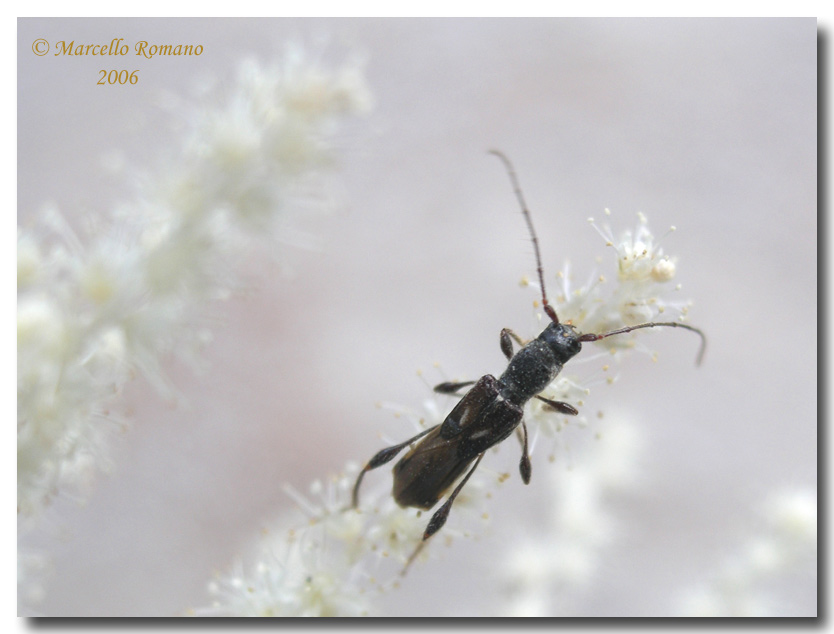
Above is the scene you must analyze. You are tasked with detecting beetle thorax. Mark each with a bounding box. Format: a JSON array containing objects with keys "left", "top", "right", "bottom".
[{"left": 497, "top": 323, "right": 582, "bottom": 405}]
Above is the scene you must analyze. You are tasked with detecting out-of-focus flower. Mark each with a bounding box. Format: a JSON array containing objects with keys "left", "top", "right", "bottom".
[
  {"left": 17, "top": 48, "right": 371, "bottom": 520},
  {"left": 677, "top": 488, "right": 817, "bottom": 617},
  {"left": 500, "top": 417, "right": 645, "bottom": 616}
]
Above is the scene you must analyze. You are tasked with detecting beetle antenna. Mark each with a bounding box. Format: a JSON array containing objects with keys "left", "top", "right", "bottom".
[
  {"left": 579, "top": 321, "right": 707, "bottom": 366},
  {"left": 489, "top": 150, "right": 559, "bottom": 325}
]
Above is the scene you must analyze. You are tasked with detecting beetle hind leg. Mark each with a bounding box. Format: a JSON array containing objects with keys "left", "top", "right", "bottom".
[
  {"left": 422, "top": 453, "right": 485, "bottom": 540},
  {"left": 433, "top": 380, "right": 476, "bottom": 394},
  {"left": 400, "top": 452, "right": 486, "bottom": 576},
  {"left": 350, "top": 425, "right": 438, "bottom": 509}
]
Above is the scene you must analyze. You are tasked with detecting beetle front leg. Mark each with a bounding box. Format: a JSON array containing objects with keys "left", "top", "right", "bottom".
[
  {"left": 500, "top": 327, "right": 526, "bottom": 361},
  {"left": 351, "top": 425, "right": 439, "bottom": 509}
]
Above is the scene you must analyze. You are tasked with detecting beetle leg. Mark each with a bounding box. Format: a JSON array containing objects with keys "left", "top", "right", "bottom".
[
  {"left": 433, "top": 380, "right": 476, "bottom": 394},
  {"left": 500, "top": 327, "right": 525, "bottom": 361},
  {"left": 401, "top": 452, "right": 486, "bottom": 576},
  {"left": 518, "top": 420, "right": 531, "bottom": 484},
  {"left": 351, "top": 425, "right": 439, "bottom": 509},
  {"left": 401, "top": 540, "right": 428, "bottom": 576},
  {"left": 535, "top": 395, "right": 579, "bottom": 416},
  {"left": 422, "top": 453, "right": 485, "bottom": 540}
]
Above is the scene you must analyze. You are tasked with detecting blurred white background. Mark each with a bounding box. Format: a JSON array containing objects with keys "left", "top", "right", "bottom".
[{"left": 18, "top": 18, "right": 816, "bottom": 616}]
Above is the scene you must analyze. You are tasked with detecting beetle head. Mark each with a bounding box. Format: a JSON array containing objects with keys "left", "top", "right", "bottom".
[{"left": 541, "top": 322, "right": 582, "bottom": 364}]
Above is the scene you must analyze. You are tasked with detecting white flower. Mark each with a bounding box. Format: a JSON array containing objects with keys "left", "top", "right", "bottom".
[
  {"left": 677, "top": 488, "right": 817, "bottom": 616},
  {"left": 195, "top": 387, "right": 506, "bottom": 616},
  {"left": 18, "top": 49, "right": 371, "bottom": 522},
  {"left": 558, "top": 210, "right": 693, "bottom": 344},
  {"left": 194, "top": 530, "right": 371, "bottom": 617},
  {"left": 516, "top": 211, "right": 698, "bottom": 460}
]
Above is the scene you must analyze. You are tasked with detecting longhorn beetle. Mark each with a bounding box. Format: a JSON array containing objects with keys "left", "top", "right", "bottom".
[{"left": 351, "top": 150, "right": 706, "bottom": 572}]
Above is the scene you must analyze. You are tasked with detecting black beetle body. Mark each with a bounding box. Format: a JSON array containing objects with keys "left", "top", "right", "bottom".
[{"left": 392, "top": 322, "right": 581, "bottom": 510}]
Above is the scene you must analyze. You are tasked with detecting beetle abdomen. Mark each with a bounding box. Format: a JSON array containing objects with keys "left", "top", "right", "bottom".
[{"left": 392, "top": 428, "right": 473, "bottom": 509}]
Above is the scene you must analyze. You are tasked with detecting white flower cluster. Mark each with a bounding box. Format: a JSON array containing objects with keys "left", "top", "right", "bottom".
[
  {"left": 17, "top": 49, "right": 372, "bottom": 519},
  {"left": 195, "top": 395, "right": 500, "bottom": 617},
  {"left": 551, "top": 210, "right": 693, "bottom": 353},
  {"left": 198, "top": 213, "right": 696, "bottom": 616},
  {"left": 522, "top": 210, "right": 698, "bottom": 449}
]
